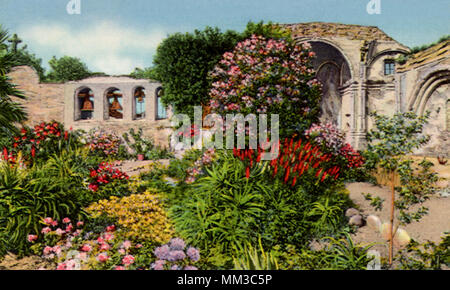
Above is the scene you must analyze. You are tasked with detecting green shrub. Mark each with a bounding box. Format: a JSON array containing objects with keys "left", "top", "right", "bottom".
[
  {"left": 0, "top": 159, "right": 87, "bottom": 256},
  {"left": 169, "top": 153, "right": 269, "bottom": 267},
  {"left": 233, "top": 238, "right": 279, "bottom": 270},
  {"left": 396, "top": 234, "right": 450, "bottom": 270}
]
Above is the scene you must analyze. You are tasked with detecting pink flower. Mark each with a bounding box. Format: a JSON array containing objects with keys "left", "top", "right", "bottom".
[
  {"left": 106, "top": 225, "right": 115, "bottom": 232},
  {"left": 135, "top": 244, "right": 143, "bottom": 249},
  {"left": 43, "top": 217, "right": 53, "bottom": 225},
  {"left": 56, "top": 263, "right": 67, "bottom": 270},
  {"left": 43, "top": 246, "right": 53, "bottom": 256},
  {"left": 51, "top": 221, "right": 58, "bottom": 227},
  {"left": 103, "top": 233, "right": 114, "bottom": 241},
  {"left": 62, "top": 218, "right": 71, "bottom": 224},
  {"left": 122, "top": 255, "right": 135, "bottom": 266},
  {"left": 81, "top": 244, "right": 92, "bottom": 252},
  {"left": 99, "top": 243, "right": 110, "bottom": 251},
  {"left": 55, "top": 228, "right": 65, "bottom": 236},
  {"left": 114, "top": 266, "right": 126, "bottom": 270},
  {"left": 27, "top": 234, "right": 38, "bottom": 242},
  {"left": 76, "top": 221, "right": 84, "bottom": 227},
  {"left": 118, "top": 248, "right": 126, "bottom": 255},
  {"left": 65, "top": 224, "right": 73, "bottom": 232},
  {"left": 97, "top": 253, "right": 109, "bottom": 263},
  {"left": 52, "top": 246, "right": 62, "bottom": 256},
  {"left": 121, "top": 240, "right": 132, "bottom": 250},
  {"left": 41, "top": 227, "right": 51, "bottom": 234}
]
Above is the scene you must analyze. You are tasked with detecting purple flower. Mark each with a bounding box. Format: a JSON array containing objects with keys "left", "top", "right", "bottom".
[
  {"left": 184, "top": 266, "right": 198, "bottom": 270},
  {"left": 154, "top": 245, "right": 170, "bottom": 260},
  {"left": 152, "top": 260, "right": 166, "bottom": 270},
  {"left": 171, "top": 265, "right": 181, "bottom": 270},
  {"left": 167, "top": 250, "right": 186, "bottom": 262},
  {"left": 186, "top": 247, "right": 200, "bottom": 262},
  {"left": 169, "top": 238, "right": 186, "bottom": 251}
]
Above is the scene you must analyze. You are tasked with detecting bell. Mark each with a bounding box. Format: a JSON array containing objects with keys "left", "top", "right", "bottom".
[
  {"left": 135, "top": 90, "right": 145, "bottom": 103},
  {"left": 81, "top": 96, "right": 94, "bottom": 111},
  {"left": 110, "top": 95, "right": 123, "bottom": 111}
]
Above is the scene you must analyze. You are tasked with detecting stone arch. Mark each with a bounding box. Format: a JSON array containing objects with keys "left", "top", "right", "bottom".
[
  {"left": 295, "top": 38, "right": 354, "bottom": 130},
  {"left": 409, "top": 69, "right": 450, "bottom": 115},
  {"left": 155, "top": 86, "right": 167, "bottom": 120},
  {"left": 294, "top": 37, "right": 355, "bottom": 81},
  {"left": 132, "top": 86, "right": 146, "bottom": 120},
  {"left": 104, "top": 87, "right": 124, "bottom": 120},
  {"left": 74, "top": 86, "right": 94, "bottom": 121},
  {"left": 367, "top": 49, "right": 409, "bottom": 67}
]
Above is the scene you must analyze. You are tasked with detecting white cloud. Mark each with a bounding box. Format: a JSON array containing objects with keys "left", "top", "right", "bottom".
[{"left": 18, "top": 21, "right": 167, "bottom": 75}]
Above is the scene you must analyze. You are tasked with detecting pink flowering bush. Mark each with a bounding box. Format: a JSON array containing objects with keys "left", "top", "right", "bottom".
[
  {"left": 151, "top": 238, "right": 200, "bottom": 270},
  {"left": 30, "top": 217, "right": 150, "bottom": 270},
  {"left": 305, "top": 122, "right": 364, "bottom": 170},
  {"left": 185, "top": 148, "right": 216, "bottom": 184},
  {"left": 83, "top": 129, "right": 123, "bottom": 158},
  {"left": 209, "top": 35, "right": 322, "bottom": 138},
  {"left": 305, "top": 122, "right": 346, "bottom": 154}
]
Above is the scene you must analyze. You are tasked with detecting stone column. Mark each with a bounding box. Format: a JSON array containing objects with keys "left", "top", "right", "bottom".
[
  {"left": 92, "top": 87, "right": 105, "bottom": 121},
  {"left": 121, "top": 85, "right": 133, "bottom": 122},
  {"left": 146, "top": 85, "right": 156, "bottom": 122}
]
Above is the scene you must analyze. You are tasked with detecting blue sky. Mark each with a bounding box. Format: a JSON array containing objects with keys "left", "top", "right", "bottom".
[{"left": 0, "top": 0, "right": 448, "bottom": 75}]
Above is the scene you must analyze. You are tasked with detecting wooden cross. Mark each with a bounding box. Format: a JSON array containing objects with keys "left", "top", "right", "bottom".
[{"left": 8, "top": 34, "right": 22, "bottom": 53}]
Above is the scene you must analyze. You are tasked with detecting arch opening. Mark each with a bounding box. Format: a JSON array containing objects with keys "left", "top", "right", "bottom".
[
  {"left": 75, "top": 87, "right": 94, "bottom": 121},
  {"left": 105, "top": 88, "right": 123, "bottom": 120}
]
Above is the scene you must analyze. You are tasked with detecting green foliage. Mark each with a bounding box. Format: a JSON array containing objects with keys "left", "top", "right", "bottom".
[
  {"left": 233, "top": 237, "right": 279, "bottom": 270},
  {"left": 169, "top": 153, "right": 269, "bottom": 267},
  {"left": 153, "top": 26, "right": 241, "bottom": 118},
  {"left": 321, "top": 234, "right": 375, "bottom": 270},
  {"left": 122, "top": 128, "right": 173, "bottom": 160},
  {"left": 0, "top": 26, "right": 27, "bottom": 137},
  {"left": 410, "top": 35, "right": 449, "bottom": 54},
  {"left": 396, "top": 234, "right": 450, "bottom": 270},
  {"left": 273, "top": 233, "right": 373, "bottom": 270},
  {"left": 129, "top": 67, "right": 159, "bottom": 81},
  {"left": 307, "top": 198, "right": 344, "bottom": 234},
  {"left": 395, "top": 159, "right": 439, "bottom": 224},
  {"left": 366, "top": 111, "right": 430, "bottom": 172},
  {"left": 0, "top": 157, "right": 87, "bottom": 256},
  {"left": 362, "top": 193, "right": 384, "bottom": 211},
  {"left": 46, "top": 56, "right": 91, "bottom": 82}
]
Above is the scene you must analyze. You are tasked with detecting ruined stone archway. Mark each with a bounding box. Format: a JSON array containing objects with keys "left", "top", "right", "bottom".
[{"left": 306, "top": 41, "right": 353, "bottom": 131}]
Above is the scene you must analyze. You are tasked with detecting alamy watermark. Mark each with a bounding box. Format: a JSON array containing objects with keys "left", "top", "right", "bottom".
[
  {"left": 367, "top": 0, "right": 381, "bottom": 15},
  {"left": 67, "top": 0, "right": 81, "bottom": 15},
  {"left": 171, "top": 106, "right": 280, "bottom": 161}
]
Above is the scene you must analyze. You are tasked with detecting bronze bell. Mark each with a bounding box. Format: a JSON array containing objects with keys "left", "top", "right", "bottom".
[
  {"left": 135, "top": 89, "right": 145, "bottom": 103},
  {"left": 110, "top": 95, "right": 123, "bottom": 111},
  {"left": 81, "top": 95, "right": 94, "bottom": 111}
]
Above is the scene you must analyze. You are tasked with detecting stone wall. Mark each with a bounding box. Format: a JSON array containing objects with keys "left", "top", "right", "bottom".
[
  {"left": 8, "top": 66, "right": 173, "bottom": 148},
  {"left": 8, "top": 66, "right": 65, "bottom": 125}
]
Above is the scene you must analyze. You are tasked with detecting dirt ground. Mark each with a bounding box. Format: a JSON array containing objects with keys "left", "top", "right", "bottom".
[{"left": 346, "top": 182, "right": 449, "bottom": 259}]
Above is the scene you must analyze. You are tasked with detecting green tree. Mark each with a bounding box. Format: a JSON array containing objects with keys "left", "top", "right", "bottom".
[
  {"left": 0, "top": 26, "right": 27, "bottom": 137},
  {"left": 365, "top": 111, "right": 431, "bottom": 266},
  {"left": 129, "top": 67, "right": 159, "bottom": 81},
  {"left": 46, "top": 56, "right": 91, "bottom": 82}
]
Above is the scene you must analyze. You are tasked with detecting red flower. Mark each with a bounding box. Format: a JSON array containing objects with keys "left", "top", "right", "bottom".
[
  {"left": 31, "top": 146, "right": 36, "bottom": 158},
  {"left": 64, "top": 131, "right": 68, "bottom": 140},
  {"left": 245, "top": 167, "right": 250, "bottom": 179}
]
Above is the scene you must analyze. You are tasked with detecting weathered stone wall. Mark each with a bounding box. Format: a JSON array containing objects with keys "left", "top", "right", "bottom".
[
  {"left": 8, "top": 66, "right": 173, "bottom": 148},
  {"left": 8, "top": 66, "right": 65, "bottom": 125}
]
